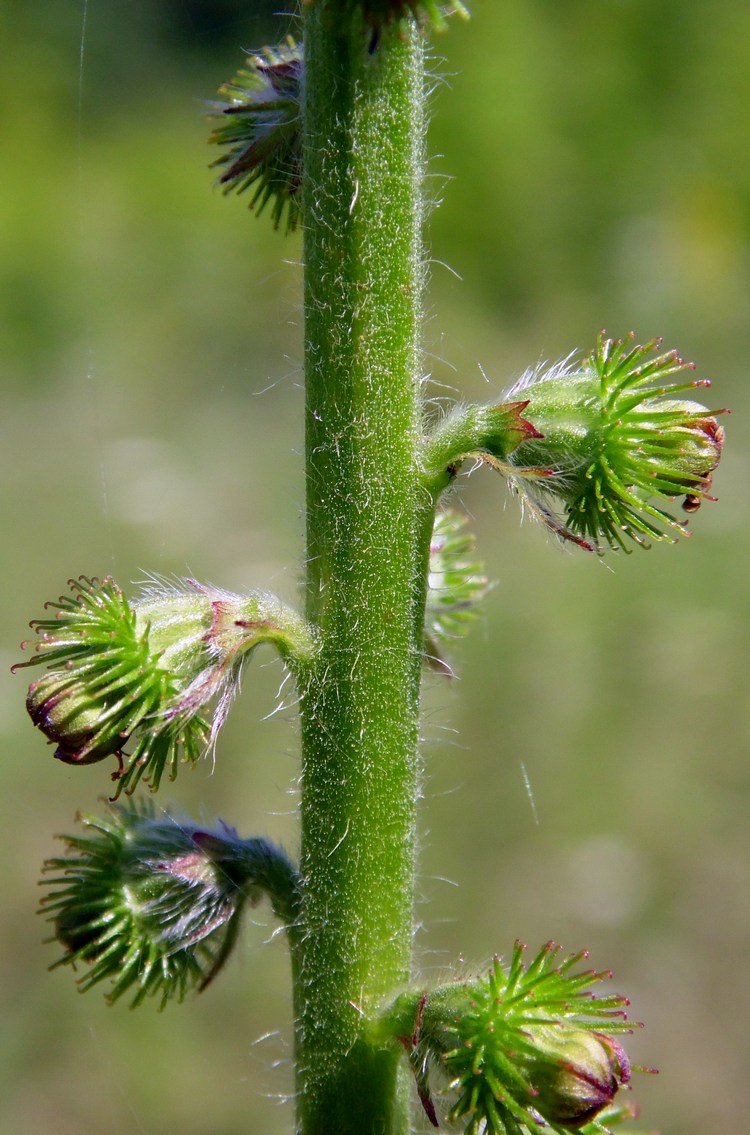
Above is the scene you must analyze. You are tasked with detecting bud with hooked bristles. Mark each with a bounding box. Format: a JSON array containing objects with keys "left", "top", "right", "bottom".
[
  {"left": 40, "top": 800, "right": 299, "bottom": 1008},
  {"left": 373, "top": 941, "right": 640, "bottom": 1134},
  {"left": 16, "top": 576, "right": 316, "bottom": 794}
]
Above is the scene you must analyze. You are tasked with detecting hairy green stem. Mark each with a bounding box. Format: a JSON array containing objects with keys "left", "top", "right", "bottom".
[{"left": 294, "top": 6, "right": 431, "bottom": 1132}]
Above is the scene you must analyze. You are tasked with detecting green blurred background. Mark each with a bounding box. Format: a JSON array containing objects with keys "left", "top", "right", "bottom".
[{"left": 1, "top": 2, "right": 748, "bottom": 1132}]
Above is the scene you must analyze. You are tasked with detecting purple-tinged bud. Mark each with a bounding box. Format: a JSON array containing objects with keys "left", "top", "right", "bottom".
[
  {"left": 522, "top": 1024, "right": 630, "bottom": 1128},
  {"left": 17, "top": 578, "right": 184, "bottom": 786},
  {"left": 26, "top": 670, "right": 127, "bottom": 767},
  {"left": 40, "top": 801, "right": 299, "bottom": 1008},
  {"left": 209, "top": 38, "right": 303, "bottom": 232},
  {"left": 374, "top": 941, "right": 640, "bottom": 1134},
  {"left": 16, "top": 576, "right": 316, "bottom": 795}
]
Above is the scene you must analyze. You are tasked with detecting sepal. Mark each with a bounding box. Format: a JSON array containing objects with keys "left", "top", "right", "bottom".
[{"left": 39, "top": 801, "right": 298, "bottom": 1008}]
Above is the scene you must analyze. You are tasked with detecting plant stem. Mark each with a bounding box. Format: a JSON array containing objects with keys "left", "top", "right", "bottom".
[{"left": 294, "top": 6, "right": 430, "bottom": 1132}]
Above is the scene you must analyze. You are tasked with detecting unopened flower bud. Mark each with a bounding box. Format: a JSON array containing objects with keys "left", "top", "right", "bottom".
[
  {"left": 504, "top": 332, "right": 726, "bottom": 551},
  {"left": 375, "top": 941, "right": 637, "bottom": 1134},
  {"left": 209, "top": 38, "right": 303, "bottom": 231},
  {"left": 16, "top": 576, "right": 316, "bottom": 794},
  {"left": 26, "top": 670, "right": 124, "bottom": 766},
  {"left": 40, "top": 801, "right": 298, "bottom": 1008},
  {"left": 425, "top": 509, "right": 488, "bottom": 673},
  {"left": 522, "top": 1024, "right": 630, "bottom": 1128}
]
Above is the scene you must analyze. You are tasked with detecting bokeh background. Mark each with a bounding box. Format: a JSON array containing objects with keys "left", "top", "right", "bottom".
[{"left": 1, "top": 2, "right": 748, "bottom": 1133}]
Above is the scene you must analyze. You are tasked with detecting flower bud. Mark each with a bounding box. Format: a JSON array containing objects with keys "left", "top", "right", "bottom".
[
  {"left": 16, "top": 576, "right": 316, "bottom": 794},
  {"left": 26, "top": 670, "right": 125, "bottom": 766},
  {"left": 522, "top": 1024, "right": 630, "bottom": 1127},
  {"left": 40, "top": 802, "right": 298, "bottom": 1008},
  {"left": 505, "top": 333, "right": 726, "bottom": 551},
  {"left": 209, "top": 38, "right": 303, "bottom": 232},
  {"left": 40, "top": 802, "right": 243, "bottom": 1007},
  {"left": 375, "top": 941, "right": 637, "bottom": 1134}
]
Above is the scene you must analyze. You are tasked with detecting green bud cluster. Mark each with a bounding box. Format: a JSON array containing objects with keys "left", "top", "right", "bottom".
[
  {"left": 375, "top": 942, "right": 636, "bottom": 1135},
  {"left": 209, "top": 38, "right": 303, "bottom": 231},
  {"left": 40, "top": 801, "right": 297, "bottom": 1008},
  {"left": 16, "top": 576, "right": 316, "bottom": 794}
]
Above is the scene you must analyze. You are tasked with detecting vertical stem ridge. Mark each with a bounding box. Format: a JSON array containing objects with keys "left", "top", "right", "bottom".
[{"left": 296, "top": 6, "right": 429, "bottom": 1132}]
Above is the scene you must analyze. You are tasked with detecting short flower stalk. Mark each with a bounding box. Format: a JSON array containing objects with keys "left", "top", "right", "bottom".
[{"left": 18, "top": 3, "right": 725, "bottom": 1134}]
